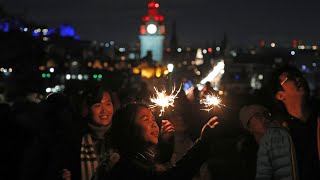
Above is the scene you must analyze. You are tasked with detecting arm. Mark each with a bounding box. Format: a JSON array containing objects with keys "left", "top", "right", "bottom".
[
  {"left": 158, "top": 117, "right": 219, "bottom": 179},
  {"left": 155, "top": 120, "right": 175, "bottom": 164}
]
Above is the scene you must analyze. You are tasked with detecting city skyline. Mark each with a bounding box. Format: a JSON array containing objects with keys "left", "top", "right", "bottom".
[{"left": 1, "top": 0, "right": 320, "bottom": 47}]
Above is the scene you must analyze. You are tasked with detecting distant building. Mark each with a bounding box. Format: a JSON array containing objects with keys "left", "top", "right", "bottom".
[{"left": 139, "top": 0, "right": 165, "bottom": 63}]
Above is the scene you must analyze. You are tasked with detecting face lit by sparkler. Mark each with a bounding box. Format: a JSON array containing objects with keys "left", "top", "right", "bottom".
[
  {"left": 200, "top": 94, "right": 225, "bottom": 112},
  {"left": 150, "top": 86, "right": 181, "bottom": 116}
]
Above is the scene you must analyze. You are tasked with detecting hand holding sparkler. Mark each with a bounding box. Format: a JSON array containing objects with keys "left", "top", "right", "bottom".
[
  {"left": 159, "top": 120, "right": 175, "bottom": 143},
  {"left": 150, "top": 86, "right": 181, "bottom": 116}
]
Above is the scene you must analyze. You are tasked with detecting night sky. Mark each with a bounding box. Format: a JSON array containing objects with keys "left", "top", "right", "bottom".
[{"left": 1, "top": 0, "right": 320, "bottom": 47}]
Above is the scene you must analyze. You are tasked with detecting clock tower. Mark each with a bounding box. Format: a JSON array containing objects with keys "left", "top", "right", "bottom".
[{"left": 139, "top": 0, "right": 165, "bottom": 63}]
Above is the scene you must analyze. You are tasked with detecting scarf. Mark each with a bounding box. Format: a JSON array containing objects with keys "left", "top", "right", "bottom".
[{"left": 80, "top": 123, "right": 111, "bottom": 180}]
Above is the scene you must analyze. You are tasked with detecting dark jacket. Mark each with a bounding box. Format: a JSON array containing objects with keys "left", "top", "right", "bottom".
[{"left": 97, "top": 139, "right": 210, "bottom": 180}]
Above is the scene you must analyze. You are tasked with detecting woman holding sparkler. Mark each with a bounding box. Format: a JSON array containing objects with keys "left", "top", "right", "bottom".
[
  {"left": 61, "top": 85, "right": 176, "bottom": 180},
  {"left": 96, "top": 103, "right": 219, "bottom": 180}
]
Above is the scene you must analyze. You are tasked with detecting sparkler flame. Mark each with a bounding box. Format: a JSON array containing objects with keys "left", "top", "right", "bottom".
[
  {"left": 150, "top": 86, "right": 181, "bottom": 116},
  {"left": 200, "top": 94, "right": 225, "bottom": 112}
]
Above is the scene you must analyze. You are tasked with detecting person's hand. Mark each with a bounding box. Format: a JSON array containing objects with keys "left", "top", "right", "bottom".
[
  {"left": 200, "top": 116, "right": 219, "bottom": 141},
  {"left": 160, "top": 120, "right": 175, "bottom": 142},
  {"left": 60, "top": 169, "right": 71, "bottom": 180}
]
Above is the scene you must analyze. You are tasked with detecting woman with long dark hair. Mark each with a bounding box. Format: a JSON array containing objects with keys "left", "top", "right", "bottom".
[{"left": 96, "top": 103, "right": 219, "bottom": 180}]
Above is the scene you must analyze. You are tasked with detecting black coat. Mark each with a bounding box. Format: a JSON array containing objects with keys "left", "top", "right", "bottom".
[{"left": 100, "top": 139, "right": 210, "bottom": 180}]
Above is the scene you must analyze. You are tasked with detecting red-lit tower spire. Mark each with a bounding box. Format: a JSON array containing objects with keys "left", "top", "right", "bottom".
[{"left": 139, "top": 0, "right": 165, "bottom": 62}]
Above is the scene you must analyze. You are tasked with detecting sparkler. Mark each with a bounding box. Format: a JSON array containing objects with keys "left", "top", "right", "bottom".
[
  {"left": 200, "top": 93, "right": 226, "bottom": 112},
  {"left": 150, "top": 86, "right": 181, "bottom": 116}
]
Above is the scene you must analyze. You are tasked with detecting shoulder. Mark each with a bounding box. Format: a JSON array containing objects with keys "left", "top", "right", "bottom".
[
  {"left": 264, "top": 123, "right": 290, "bottom": 138},
  {"left": 260, "top": 123, "right": 292, "bottom": 150},
  {"left": 107, "top": 156, "right": 153, "bottom": 179}
]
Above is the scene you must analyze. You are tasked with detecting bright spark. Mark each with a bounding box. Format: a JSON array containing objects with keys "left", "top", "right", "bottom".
[
  {"left": 200, "top": 94, "right": 225, "bottom": 112},
  {"left": 150, "top": 86, "right": 181, "bottom": 116}
]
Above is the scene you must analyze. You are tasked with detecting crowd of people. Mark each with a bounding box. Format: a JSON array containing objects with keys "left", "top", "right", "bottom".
[{"left": 1, "top": 65, "right": 319, "bottom": 180}]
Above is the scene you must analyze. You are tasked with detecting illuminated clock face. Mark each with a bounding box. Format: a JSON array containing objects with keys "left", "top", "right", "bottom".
[{"left": 146, "top": 24, "right": 157, "bottom": 34}]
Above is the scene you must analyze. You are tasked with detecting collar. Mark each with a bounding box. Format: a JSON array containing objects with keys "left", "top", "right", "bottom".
[{"left": 88, "top": 122, "right": 111, "bottom": 140}]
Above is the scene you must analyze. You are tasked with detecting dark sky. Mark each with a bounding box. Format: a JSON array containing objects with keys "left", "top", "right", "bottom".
[{"left": 1, "top": 0, "right": 320, "bottom": 47}]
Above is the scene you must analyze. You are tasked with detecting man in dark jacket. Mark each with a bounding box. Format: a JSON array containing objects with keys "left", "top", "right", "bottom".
[{"left": 256, "top": 65, "right": 320, "bottom": 180}]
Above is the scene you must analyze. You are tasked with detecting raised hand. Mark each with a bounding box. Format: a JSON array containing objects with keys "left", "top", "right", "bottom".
[
  {"left": 160, "top": 120, "right": 175, "bottom": 142},
  {"left": 200, "top": 116, "right": 219, "bottom": 141}
]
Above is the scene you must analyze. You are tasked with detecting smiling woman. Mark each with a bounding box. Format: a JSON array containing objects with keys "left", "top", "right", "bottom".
[
  {"left": 79, "top": 85, "right": 117, "bottom": 180},
  {"left": 94, "top": 103, "right": 220, "bottom": 180},
  {"left": 59, "top": 85, "right": 118, "bottom": 180}
]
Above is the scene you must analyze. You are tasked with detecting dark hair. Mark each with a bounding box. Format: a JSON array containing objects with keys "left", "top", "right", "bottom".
[
  {"left": 111, "top": 103, "right": 151, "bottom": 155},
  {"left": 85, "top": 85, "right": 113, "bottom": 108},
  {"left": 81, "top": 85, "right": 114, "bottom": 119},
  {"left": 267, "top": 65, "right": 306, "bottom": 112},
  {"left": 268, "top": 65, "right": 303, "bottom": 99}
]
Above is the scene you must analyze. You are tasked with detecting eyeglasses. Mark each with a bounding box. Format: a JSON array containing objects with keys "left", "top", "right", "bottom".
[{"left": 280, "top": 72, "right": 303, "bottom": 86}]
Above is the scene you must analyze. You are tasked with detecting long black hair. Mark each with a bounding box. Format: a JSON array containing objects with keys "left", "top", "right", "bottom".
[{"left": 111, "top": 103, "right": 151, "bottom": 155}]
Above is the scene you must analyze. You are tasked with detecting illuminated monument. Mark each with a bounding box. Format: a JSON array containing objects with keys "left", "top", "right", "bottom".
[{"left": 139, "top": 0, "right": 165, "bottom": 63}]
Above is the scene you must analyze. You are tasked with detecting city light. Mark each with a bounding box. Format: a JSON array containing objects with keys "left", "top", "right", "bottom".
[
  {"left": 49, "top": 68, "right": 54, "bottom": 73},
  {"left": 258, "top": 74, "right": 264, "bottom": 80},
  {"left": 200, "top": 61, "right": 225, "bottom": 85},
  {"left": 119, "top": 48, "right": 126, "bottom": 52},
  {"left": 71, "top": 61, "right": 78, "bottom": 66},
  {"left": 78, "top": 74, "right": 83, "bottom": 80},
  {"left": 133, "top": 68, "right": 140, "bottom": 74},
  {"left": 271, "top": 43, "right": 275, "bottom": 47},
  {"left": 146, "top": 24, "right": 157, "bottom": 34},
  {"left": 42, "top": 28, "right": 48, "bottom": 35},
  {"left": 202, "top": 49, "right": 207, "bottom": 54},
  {"left": 230, "top": 51, "right": 237, "bottom": 57},
  {"left": 291, "top": 51, "right": 295, "bottom": 55},
  {"left": 167, "top": 64, "right": 174, "bottom": 72},
  {"left": 46, "top": 88, "right": 51, "bottom": 93}
]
